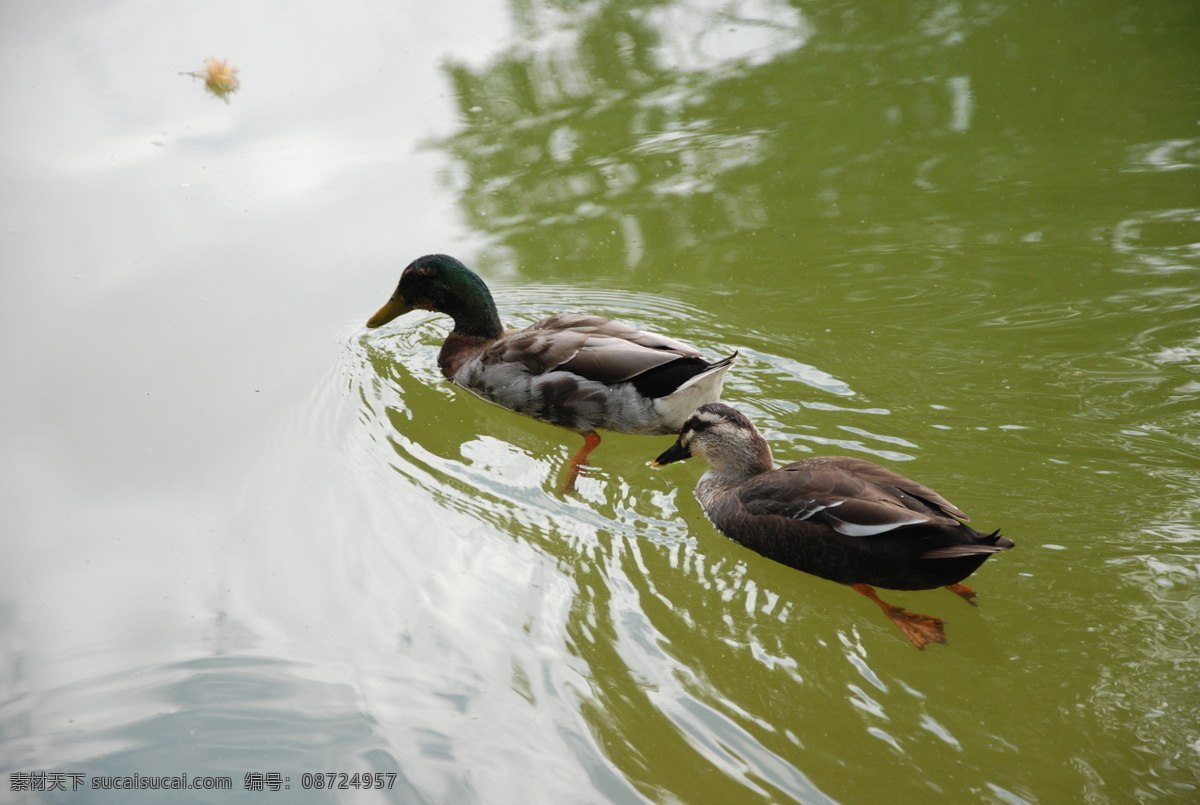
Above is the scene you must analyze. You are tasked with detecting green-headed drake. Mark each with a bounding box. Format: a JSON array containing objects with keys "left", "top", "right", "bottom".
[
  {"left": 654, "top": 403, "right": 1013, "bottom": 648},
  {"left": 367, "top": 254, "right": 737, "bottom": 490}
]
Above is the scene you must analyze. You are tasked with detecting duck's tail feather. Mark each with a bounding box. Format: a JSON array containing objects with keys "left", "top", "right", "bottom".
[
  {"left": 630, "top": 351, "right": 737, "bottom": 400},
  {"left": 922, "top": 529, "right": 1014, "bottom": 559},
  {"left": 708, "top": 351, "right": 739, "bottom": 371}
]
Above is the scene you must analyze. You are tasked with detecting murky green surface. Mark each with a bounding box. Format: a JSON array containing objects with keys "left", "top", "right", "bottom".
[{"left": 2, "top": 1, "right": 1198, "bottom": 803}]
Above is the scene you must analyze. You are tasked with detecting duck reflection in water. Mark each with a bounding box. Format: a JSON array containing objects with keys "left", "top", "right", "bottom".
[{"left": 653, "top": 403, "right": 1013, "bottom": 648}]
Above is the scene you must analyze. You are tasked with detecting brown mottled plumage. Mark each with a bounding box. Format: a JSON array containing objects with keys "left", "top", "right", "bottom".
[{"left": 654, "top": 403, "right": 1013, "bottom": 648}]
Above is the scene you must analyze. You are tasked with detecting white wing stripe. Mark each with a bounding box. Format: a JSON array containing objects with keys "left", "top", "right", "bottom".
[{"left": 826, "top": 513, "right": 927, "bottom": 537}]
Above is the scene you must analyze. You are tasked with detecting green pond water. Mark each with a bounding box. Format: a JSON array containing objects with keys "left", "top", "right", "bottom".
[{"left": 1, "top": 1, "right": 1198, "bottom": 803}]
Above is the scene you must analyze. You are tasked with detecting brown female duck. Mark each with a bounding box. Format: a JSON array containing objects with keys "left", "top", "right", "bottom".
[
  {"left": 653, "top": 403, "right": 1013, "bottom": 648},
  {"left": 367, "top": 255, "right": 737, "bottom": 490}
]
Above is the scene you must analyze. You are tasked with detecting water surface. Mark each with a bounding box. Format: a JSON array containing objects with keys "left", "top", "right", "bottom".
[{"left": 1, "top": 1, "right": 1198, "bottom": 803}]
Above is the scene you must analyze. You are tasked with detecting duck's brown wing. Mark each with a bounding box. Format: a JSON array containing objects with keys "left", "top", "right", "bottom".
[
  {"left": 484, "top": 314, "right": 704, "bottom": 384},
  {"left": 737, "top": 459, "right": 961, "bottom": 537},
  {"left": 795, "top": 456, "right": 970, "bottom": 521},
  {"left": 531, "top": 314, "right": 702, "bottom": 355}
]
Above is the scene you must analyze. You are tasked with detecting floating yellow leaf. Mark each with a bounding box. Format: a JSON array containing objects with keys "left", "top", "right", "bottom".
[{"left": 182, "top": 58, "right": 240, "bottom": 103}]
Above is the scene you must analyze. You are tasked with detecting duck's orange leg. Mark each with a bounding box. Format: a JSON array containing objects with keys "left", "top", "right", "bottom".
[
  {"left": 851, "top": 584, "right": 947, "bottom": 649},
  {"left": 560, "top": 432, "right": 602, "bottom": 494},
  {"left": 944, "top": 582, "right": 978, "bottom": 605}
]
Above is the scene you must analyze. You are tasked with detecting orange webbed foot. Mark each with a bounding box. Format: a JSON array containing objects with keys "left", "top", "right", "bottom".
[
  {"left": 944, "top": 582, "right": 978, "bottom": 606},
  {"left": 851, "top": 583, "right": 948, "bottom": 650},
  {"left": 885, "top": 607, "right": 948, "bottom": 650}
]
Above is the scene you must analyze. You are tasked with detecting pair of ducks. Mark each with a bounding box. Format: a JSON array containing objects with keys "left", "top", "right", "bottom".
[{"left": 367, "top": 254, "right": 1013, "bottom": 648}]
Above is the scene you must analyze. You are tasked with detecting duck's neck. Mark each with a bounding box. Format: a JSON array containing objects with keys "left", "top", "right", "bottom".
[
  {"left": 445, "top": 293, "right": 503, "bottom": 341},
  {"left": 435, "top": 291, "right": 504, "bottom": 379}
]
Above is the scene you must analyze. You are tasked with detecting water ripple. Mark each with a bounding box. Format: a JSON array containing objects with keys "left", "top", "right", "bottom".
[
  {"left": 339, "top": 284, "right": 1069, "bottom": 803},
  {"left": 1123, "top": 138, "right": 1200, "bottom": 173},
  {"left": 1112, "top": 208, "right": 1200, "bottom": 274}
]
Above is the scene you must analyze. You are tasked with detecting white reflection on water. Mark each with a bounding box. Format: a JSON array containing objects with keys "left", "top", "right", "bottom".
[
  {"left": 1123, "top": 138, "right": 1200, "bottom": 173},
  {"left": 1112, "top": 208, "right": 1200, "bottom": 274},
  {"left": 201, "top": 357, "right": 642, "bottom": 803},
  {"left": 3, "top": 653, "right": 424, "bottom": 804},
  {"left": 648, "top": 0, "right": 810, "bottom": 72}
]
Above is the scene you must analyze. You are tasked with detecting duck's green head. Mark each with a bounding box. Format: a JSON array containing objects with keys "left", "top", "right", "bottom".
[{"left": 367, "top": 254, "right": 501, "bottom": 337}]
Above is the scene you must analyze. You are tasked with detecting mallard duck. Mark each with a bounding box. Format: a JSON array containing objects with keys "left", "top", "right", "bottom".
[
  {"left": 653, "top": 403, "right": 1013, "bottom": 648},
  {"left": 366, "top": 254, "right": 737, "bottom": 490}
]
